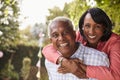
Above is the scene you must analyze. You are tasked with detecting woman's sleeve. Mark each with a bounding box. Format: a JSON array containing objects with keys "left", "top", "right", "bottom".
[
  {"left": 42, "top": 44, "right": 60, "bottom": 64},
  {"left": 87, "top": 40, "right": 120, "bottom": 80},
  {"left": 75, "top": 31, "right": 81, "bottom": 41}
]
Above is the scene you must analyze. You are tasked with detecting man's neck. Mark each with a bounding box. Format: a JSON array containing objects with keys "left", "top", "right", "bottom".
[{"left": 58, "top": 42, "right": 79, "bottom": 58}]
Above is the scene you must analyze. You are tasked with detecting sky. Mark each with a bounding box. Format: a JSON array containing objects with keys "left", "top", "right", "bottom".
[{"left": 19, "top": 0, "right": 73, "bottom": 30}]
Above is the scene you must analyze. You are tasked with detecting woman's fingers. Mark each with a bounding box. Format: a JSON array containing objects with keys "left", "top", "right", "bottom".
[{"left": 58, "top": 66, "right": 69, "bottom": 74}]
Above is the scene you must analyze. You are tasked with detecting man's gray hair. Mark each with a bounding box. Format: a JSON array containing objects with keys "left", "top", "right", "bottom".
[{"left": 48, "top": 16, "right": 74, "bottom": 38}]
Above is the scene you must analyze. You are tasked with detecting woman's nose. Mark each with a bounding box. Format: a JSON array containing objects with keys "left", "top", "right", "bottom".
[{"left": 88, "top": 27, "right": 95, "bottom": 35}]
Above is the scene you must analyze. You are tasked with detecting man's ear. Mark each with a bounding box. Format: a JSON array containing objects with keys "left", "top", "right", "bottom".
[
  {"left": 73, "top": 31, "right": 76, "bottom": 39},
  {"left": 49, "top": 38, "right": 52, "bottom": 43}
]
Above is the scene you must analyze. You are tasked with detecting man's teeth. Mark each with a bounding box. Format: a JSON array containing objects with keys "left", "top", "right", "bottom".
[
  {"left": 88, "top": 35, "right": 96, "bottom": 39},
  {"left": 60, "top": 43, "right": 68, "bottom": 47}
]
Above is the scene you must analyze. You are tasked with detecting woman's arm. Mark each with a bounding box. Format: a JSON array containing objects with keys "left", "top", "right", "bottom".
[
  {"left": 87, "top": 40, "right": 120, "bottom": 80},
  {"left": 42, "top": 44, "right": 60, "bottom": 64}
]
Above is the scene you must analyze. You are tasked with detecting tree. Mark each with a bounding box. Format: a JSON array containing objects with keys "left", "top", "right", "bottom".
[
  {"left": 30, "top": 23, "right": 47, "bottom": 39},
  {"left": 46, "top": 6, "right": 64, "bottom": 24},
  {"left": 0, "top": 1, "right": 20, "bottom": 78},
  {"left": 46, "top": 0, "right": 91, "bottom": 29},
  {"left": 95, "top": 0, "right": 120, "bottom": 34},
  {"left": 0, "top": 0, "right": 20, "bottom": 50},
  {"left": 68, "top": 0, "right": 90, "bottom": 28},
  {"left": 46, "top": 3, "right": 71, "bottom": 25}
]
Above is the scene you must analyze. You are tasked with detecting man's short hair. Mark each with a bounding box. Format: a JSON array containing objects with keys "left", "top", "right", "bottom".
[{"left": 48, "top": 16, "right": 74, "bottom": 38}]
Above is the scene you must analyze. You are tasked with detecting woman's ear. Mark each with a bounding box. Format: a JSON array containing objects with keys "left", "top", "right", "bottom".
[{"left": 82, "top": 27, "right": 84, "bottom": 30}]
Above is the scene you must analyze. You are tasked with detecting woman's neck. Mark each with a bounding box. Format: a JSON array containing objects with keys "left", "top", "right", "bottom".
[{"left": 87, "top": 43, "right": 97, "bottom": 49}]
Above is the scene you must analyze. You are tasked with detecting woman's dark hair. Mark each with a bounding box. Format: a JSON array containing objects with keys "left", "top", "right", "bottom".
[{"left": 79, "top": 7, "right": 112, "bottom": 41}]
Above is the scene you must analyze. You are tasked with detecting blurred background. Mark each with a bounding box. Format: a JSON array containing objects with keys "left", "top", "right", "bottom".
[{"left": 0, "top": 0, "right": 120, "bottom": 80}]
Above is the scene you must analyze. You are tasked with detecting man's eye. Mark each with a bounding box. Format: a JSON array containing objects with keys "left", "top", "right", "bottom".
[
  {"left": 51, "top": 34, "right": 58, "bottom": 38},
  {"left": 63, "top": 31, "right": 69, "bottom": 35}
]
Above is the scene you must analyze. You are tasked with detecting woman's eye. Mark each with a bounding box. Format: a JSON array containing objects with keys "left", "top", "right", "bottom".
[
  {"left": 84, "top": 25, "right": 90, "bottom": 29},
  {"left": 95, "top": 25, "right": 103, "bottom": 30}
]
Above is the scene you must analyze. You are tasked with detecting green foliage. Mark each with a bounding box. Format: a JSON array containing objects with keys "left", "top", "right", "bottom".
[
  {"left": 46, "top": 3, "right": 71, "bottom": 25},
  {"left": 19, "top": 26, "right": 39, "bottom": 46},
  {"left": 47, "top": 6, "right": 63, "bottom": 19},
  {"left": 19, "top": 23, "right": 48, "bottom": 47},
  {"left": 0, "top": 59, "right": 19, "bottom": 80},
  {"left": 95, "top": 0, "right": 120, "bottom": 34},
  {"left": 0, "top": 44, "right": 39, "bottom": 76},
  {"left": 68, "top": 0, "right": 90, "bottom": 28},
  {"left": 20, "top": 57, "right": 31, "bottom": 80},
  {"left": 30, "top": 23, "right": 47, "bottom": 39},
  {"left": 46, "top": 0, "right": 90, "bottom": 29},
  {"left": 0, "top": 0, "right": 20, "bottom": 50},
  {"left": 12, "top": 44, "right": 39, "bottom": 71}
]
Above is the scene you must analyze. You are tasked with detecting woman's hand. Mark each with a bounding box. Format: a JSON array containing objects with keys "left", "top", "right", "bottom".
[
  {"left": 57, "top": 58, "right": 88, "bottom": 78},
  {"left": 58, "top": 58, "right": 80, "bottom": 73}
]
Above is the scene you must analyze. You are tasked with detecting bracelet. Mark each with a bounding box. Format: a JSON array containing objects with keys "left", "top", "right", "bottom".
[{"left": 58, "top": 56, "right": 64, "bottom": 66}]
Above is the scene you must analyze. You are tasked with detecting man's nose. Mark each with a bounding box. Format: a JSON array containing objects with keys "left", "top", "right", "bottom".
[{"left": 58, "top": 34, "right": 64, "bottom": 41}]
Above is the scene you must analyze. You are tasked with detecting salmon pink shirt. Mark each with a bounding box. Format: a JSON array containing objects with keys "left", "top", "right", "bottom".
[{"left": 42, "top": 31, "right": 120, "bottom": 80}]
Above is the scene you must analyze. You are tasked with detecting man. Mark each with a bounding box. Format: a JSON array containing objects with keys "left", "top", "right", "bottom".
[{"left": 45, "top": 16, "right": 109, "bottom": 80}]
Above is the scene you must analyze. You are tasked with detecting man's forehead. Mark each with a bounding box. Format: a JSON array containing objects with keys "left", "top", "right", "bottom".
[{"left": 50, "top": 21, "right": 69, "bottom": 28}]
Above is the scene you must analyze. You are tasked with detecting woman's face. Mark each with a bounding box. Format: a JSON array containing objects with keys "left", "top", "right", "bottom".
[{"left": 83, "top": 13, "right": 105, "bottom": 45}]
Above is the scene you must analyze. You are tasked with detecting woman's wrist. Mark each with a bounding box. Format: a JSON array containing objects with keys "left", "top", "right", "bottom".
[{"left": 57, "top": 56, "right": 65, "bottom": 65}]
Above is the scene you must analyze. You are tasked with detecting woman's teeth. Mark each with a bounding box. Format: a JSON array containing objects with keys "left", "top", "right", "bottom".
[{"left": 88, "top": 35, "right": 96, "bottom": 39}]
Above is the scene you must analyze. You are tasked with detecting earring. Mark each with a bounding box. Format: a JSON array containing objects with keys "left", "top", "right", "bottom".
[{"left": 82, "top": 27, "right": 84, "bottom": 30}]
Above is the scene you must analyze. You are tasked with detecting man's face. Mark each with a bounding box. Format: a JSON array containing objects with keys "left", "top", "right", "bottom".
[{"left": 50, "top": 21, "right": 76, "bottom": 58}]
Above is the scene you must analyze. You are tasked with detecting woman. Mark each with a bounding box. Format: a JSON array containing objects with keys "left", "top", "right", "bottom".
[{"left": 42, "top": 8, "right": 120, "bottom": 80}]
